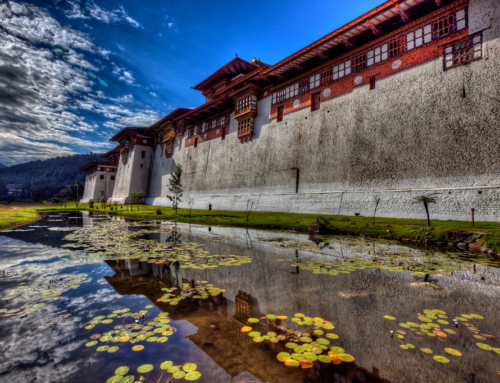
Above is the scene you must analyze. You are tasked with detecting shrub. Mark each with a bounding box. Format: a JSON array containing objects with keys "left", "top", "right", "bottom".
[
  {"left": 89, "top": 199, "right": 94, "bottom": 208},
  {"left": 156, "top": 208, "right": 162, "bottom": 215}
]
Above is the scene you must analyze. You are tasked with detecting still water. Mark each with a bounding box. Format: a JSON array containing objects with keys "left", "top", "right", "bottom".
[{"left": 1, "top": 211, "right": 499, "bottom": 383}]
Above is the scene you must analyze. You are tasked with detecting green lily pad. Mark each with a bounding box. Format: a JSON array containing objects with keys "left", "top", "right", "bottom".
[
  {"left": 160, "top": 361, "right": 173, "bottom": 370},
  {"left": 330, "top": 346, "right": 345, "bottom": 353},
  {"left": 294, "top": 313, "right": 305, "bottom": 318},
  {"left": 106, "top": 376, "right": 122, "bottom": 383},
  {"left": 286, "top": 342, "right": 298, "bottom": 349},
  {"left": 318, "top": 355, "right": 332, "bottom": 363},
  {"left": 477, "top": 343, "right": 493, "bottom": 350},
  {"left": 120, "top": 376, "right": 134, "bottom": 383},
  {"left": 248, "top": 331, "right": 260, "bottom": 338},
  {"left": 115, "top": 367, "right": 129, "bottom": 376},
  {"left": 383, "top": 315, "right": 396, "bottom": 320},
  {"left": 277, "top": 352, "right": 291, "bottom": 362},
  {"left": 183, "top": 363, "right": 197, "bottom": 372},
  {"left": 85, "top": 341, "right": 98, "bottom": 347},
  {"left": 266, "top": 314, "right": 277, "bottom": 320},
  {"left": 433, "top": 355, "right": 450, "bottom": 363},
  {"left": 97, "top": 346, "right": 109, "bottom": 352},
  {"left": 185, "top": 371, "right": 202, "bottom": 380},
  {"left": 300, "top": 337, "right": 312, "bottom": 343},
  {"left": 145, "top": 305, "right": 153, "bottom": 309},
  {"left": 338, "top": 353, "right": 355, "bottom": 362},
  {"left": 108, "top": 346, "right": 119, "bottom": 353},
  {"left": 173, "top": 371, "right": 185, "bottom": 379},
  {"left": 326, "top": 333, "right": 339, "bottom": 339},
  {"left": 253, "top": 336, "right": 264, "bottom": 343},
  {"left": 137, "top": 364, "right": 154, "bottom": 373},
  {"left": 248, "top": 318, "right": 259, "bottom": 323}
]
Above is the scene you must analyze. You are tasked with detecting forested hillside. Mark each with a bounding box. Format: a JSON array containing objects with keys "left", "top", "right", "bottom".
[
  {"left": 0, "top": 163, "right": 6, "bottom": 169},
  {"left": 0, "top": 153, "right": 103, "bottom": 200}
]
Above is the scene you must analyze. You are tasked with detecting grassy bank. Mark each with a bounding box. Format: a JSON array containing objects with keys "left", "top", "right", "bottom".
[{"left": 1, "top": 202, "right": 500, "bottom": 252}]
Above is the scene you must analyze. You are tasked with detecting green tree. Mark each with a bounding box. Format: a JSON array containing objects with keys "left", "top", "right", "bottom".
[
  {"left": 129, "top": 190, "right": 144, "bottom": 211},
  {"left": 167, "top": 164, "right": 183, "bottom": 215},
  {"left": 100, "top": 190, "right": 106, "bottom": 210},
  {"left": 413, "top": 193, "right": 439, "bottom": 227}
]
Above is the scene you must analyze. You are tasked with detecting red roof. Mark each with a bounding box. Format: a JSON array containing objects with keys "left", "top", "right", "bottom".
[
  {"left": 261, "top": 0, "right": 432, "bottom": 77},
  {"left": 192, "top": 57, "right": 260, "bottom": 92},
  {"left": 80, "top": 162, "right": 117, "bottom": 172},
  {"left": 146, "top": 108, "right": 192, "bottom": 133},
  {"left": 100, "top": 146, "right": 121, "bottom": 158},
  {"left": 109, "top": 127, "right": 149, "bottom": 142}
]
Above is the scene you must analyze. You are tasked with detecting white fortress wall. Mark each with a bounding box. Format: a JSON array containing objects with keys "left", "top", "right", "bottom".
[
  {"left": 80, "top": 170, "right": 115, "bottom": 203},
  {"left": 109, "top": 139, "right": 154, "bottom": 204},
  {"left": 143, "top": 0, "right": 500, "bottom": 221}
]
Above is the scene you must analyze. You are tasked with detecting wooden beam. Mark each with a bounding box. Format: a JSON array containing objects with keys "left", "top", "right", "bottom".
[
  {"left": 366, "top": 20, "right": 381, "bottom": 36},
  {"left": 291, "top": 61, "right": 304, "bottom": 71},
  {"left": 338, "top": 35, "right": 354, "bottom": 48},
  {"left": 312, "top": 49, "right": 328, "bottom": 60},
  {"left": 272, "top": 71, "right": 285, "bottom": 80},
  {"left": 395, "top": 3, "right": 410, "bottom": 22}
]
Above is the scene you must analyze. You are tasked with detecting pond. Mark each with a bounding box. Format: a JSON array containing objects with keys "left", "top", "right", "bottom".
[{"left": 1, "top": 211, "right": 500, "bottom": 383}]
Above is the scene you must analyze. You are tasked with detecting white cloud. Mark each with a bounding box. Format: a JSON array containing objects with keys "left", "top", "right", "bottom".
[
  {"left": 96, "top": 46, "right": 111, "bottom": 60},
  {"left": 150, "top": 92, "right": 157, "bottom": 97},
  {"left": 111, "top": 62, "right": 135, "bottom": 85},
  {"left": 61, "top": 1, "right": 142, "bottom": 29}
]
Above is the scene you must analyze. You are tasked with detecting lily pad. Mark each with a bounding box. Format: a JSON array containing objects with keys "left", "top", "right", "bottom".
[
  {"left": 185, "top": 371, "right": 202, "bottom": 380},
  {"left": 277, "top": 352, "right": 291, "bottom": 362},
  {"left": 318, "top": 355, "right": 332, "bottom": 363},
  {"left": 338, "top": 353, "right": 355, "bottom": 362},
  {"left": 286, "top": 342, "right": 298, "bottom": 349},
  {"left": 433, "top": 355, "right": 450, "bottom": 363},
  {"left": 183, "top": 363, "right": 197, "bottom": 372},
  {"left": 137, "top": 364, "right": 153, "bottom": 373},
  {"left": 266, "top": 314, "right": 277, "bottom": 320},
  {"left": 420, "top": 348, "right": 433, "bottom": 354},
  {"left": 108, "top": 346, "right": 119, "bottom": 353},
  {"left": 115, "top": 366, "right": 129, "bottom": 376},
  {"left": 248, "top": 331, "right": 260, "bottom": 338},
  {"left": 248, "top": 318, "right": 259, "bottom": 323},
  {"left": 444, "top": 348, "right": 462, "bottom": 356},
  {"left": 476, "top": 343, "right": 492, "bottom": 350},
  {"left": 97, "top": 346, "right": 109, "bottom": 352},
  {"left": 160, "top": 361, "right": 173, "bottom": 370},
  {"left": 132, "top": 345, "right": 144, "bottom": 351},
  {"left": 383, "top": 315, "right": 396, "bottom": 320},
  {"left": 253, "top": 336, "right": 264, "bottom": 343},
  {"left": 85, "top": 341, "right": 98, "bottom": 347},
  {"left": 330, "top": 346, "right": 345, "bottom": 353},
  {"left": 241, "top": 326, "right": 252, "bottom": 333},
  {"left": 173, "top": 371, "right": 185, "bottom": 379},
  {"left": 106, "top": 376, "right": 122, "bottom": 383}
]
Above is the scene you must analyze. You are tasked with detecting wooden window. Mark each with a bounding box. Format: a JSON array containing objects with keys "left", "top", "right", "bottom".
[
  {"left": 221, "top": 127, "right": 226, "bottom": 140},
  {"left": 433, "top": 13, "right": 457, "bottom": 40},
  {"left": 388, "top": 36, "right": 406, "bottom": 58},
  {"left": 277, "top": 106, "right": 284, "bottom": 122},
  {"left": 311, "top": 92, "right": 320, "bottom": 112},
  {"left": 141, "top": 150, "right": 145, "bottom": 159},
  {"left": 369, "top": 76, "right": 376, "bottom": 90},
  {"left": 310, "top": 73, "right": 320, "bottom": 89},
  {"left": 194, "top": 137, "right": 198, "bottom": 148},
  {"left": 111, "top": 176, "right": 115, "bottom": 181},
  {"left": 407, "top": 24, "right": 432, "bottom": 50},
  {"left": 100, "top": 175, "right": 104, "bottom": 180},
  {"left": 444, "top": 34, "right": 482, "bottom": 70},
  {"left": 320, "top": 67, "right": 333, "bottom": 86},
  {"left": 333, "top": 60, "right": 351, "bottom": 80},
  {"left": 237, "top": 118, "right": 253, "bottom": 137},
  {"left": 298, "top": 78, "right": 309, "bottom": 95},
  {"left": 352, "top": 54, "right": 367, "bottom": 72},
  {"left": 276, "top": 89, "right": 287, "bottom": 104}
]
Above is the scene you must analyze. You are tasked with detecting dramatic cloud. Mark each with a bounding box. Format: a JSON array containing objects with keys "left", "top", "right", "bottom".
[{"left": 0, "top": 2, "right": 159, "bottom": 165}]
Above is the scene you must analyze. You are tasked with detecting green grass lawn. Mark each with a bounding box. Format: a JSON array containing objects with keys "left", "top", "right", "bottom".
[{"left": 1, "top": 202, "right": 500, "bottom": 252}]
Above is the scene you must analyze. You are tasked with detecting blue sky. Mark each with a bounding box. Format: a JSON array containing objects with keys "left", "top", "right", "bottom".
[{"left": 0, "top": 0, "right": 382, "bottom": 165}]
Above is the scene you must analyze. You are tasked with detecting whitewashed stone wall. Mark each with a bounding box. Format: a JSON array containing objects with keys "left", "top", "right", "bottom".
[
  {"left": 80, "top": 171, "right": 115, "bottom": 203},
  {"left": 109, "top": 142, "right": 154, "bottom": 204}
]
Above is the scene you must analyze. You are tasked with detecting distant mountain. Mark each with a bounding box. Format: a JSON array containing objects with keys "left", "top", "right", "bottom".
[
  {"left": 0, "top": 163, "right": 6, "bottom": 169},
  {"left": 0, "top": 153, "right": 104, "bottom": 199}
]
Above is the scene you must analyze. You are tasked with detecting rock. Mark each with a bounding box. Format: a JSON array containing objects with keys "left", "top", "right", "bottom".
[
  {"left": 456, "top": 242, "right": 468, "bottom": 250},
  {"left": 426, "top": 226, "right": 433, "bottom": 230},
  {"left": 402, "top": 238, "right": 410, "bottom": 242},
  {"left": 447, "top": 242, "right": 455, "bottom": 247},
  {"left": 469, "top": 243, "right": 482, "bottom": 253},
  {"left": 481, "top": 246, "right": 488, "bottom": 253},
  {"left": 386, "top": 230, "right": 391, "bottom": 234}
]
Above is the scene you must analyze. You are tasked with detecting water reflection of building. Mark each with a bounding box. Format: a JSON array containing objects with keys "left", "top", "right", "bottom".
[{"left": 103, "top": 259, "right": 363, "bottom": 383}]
